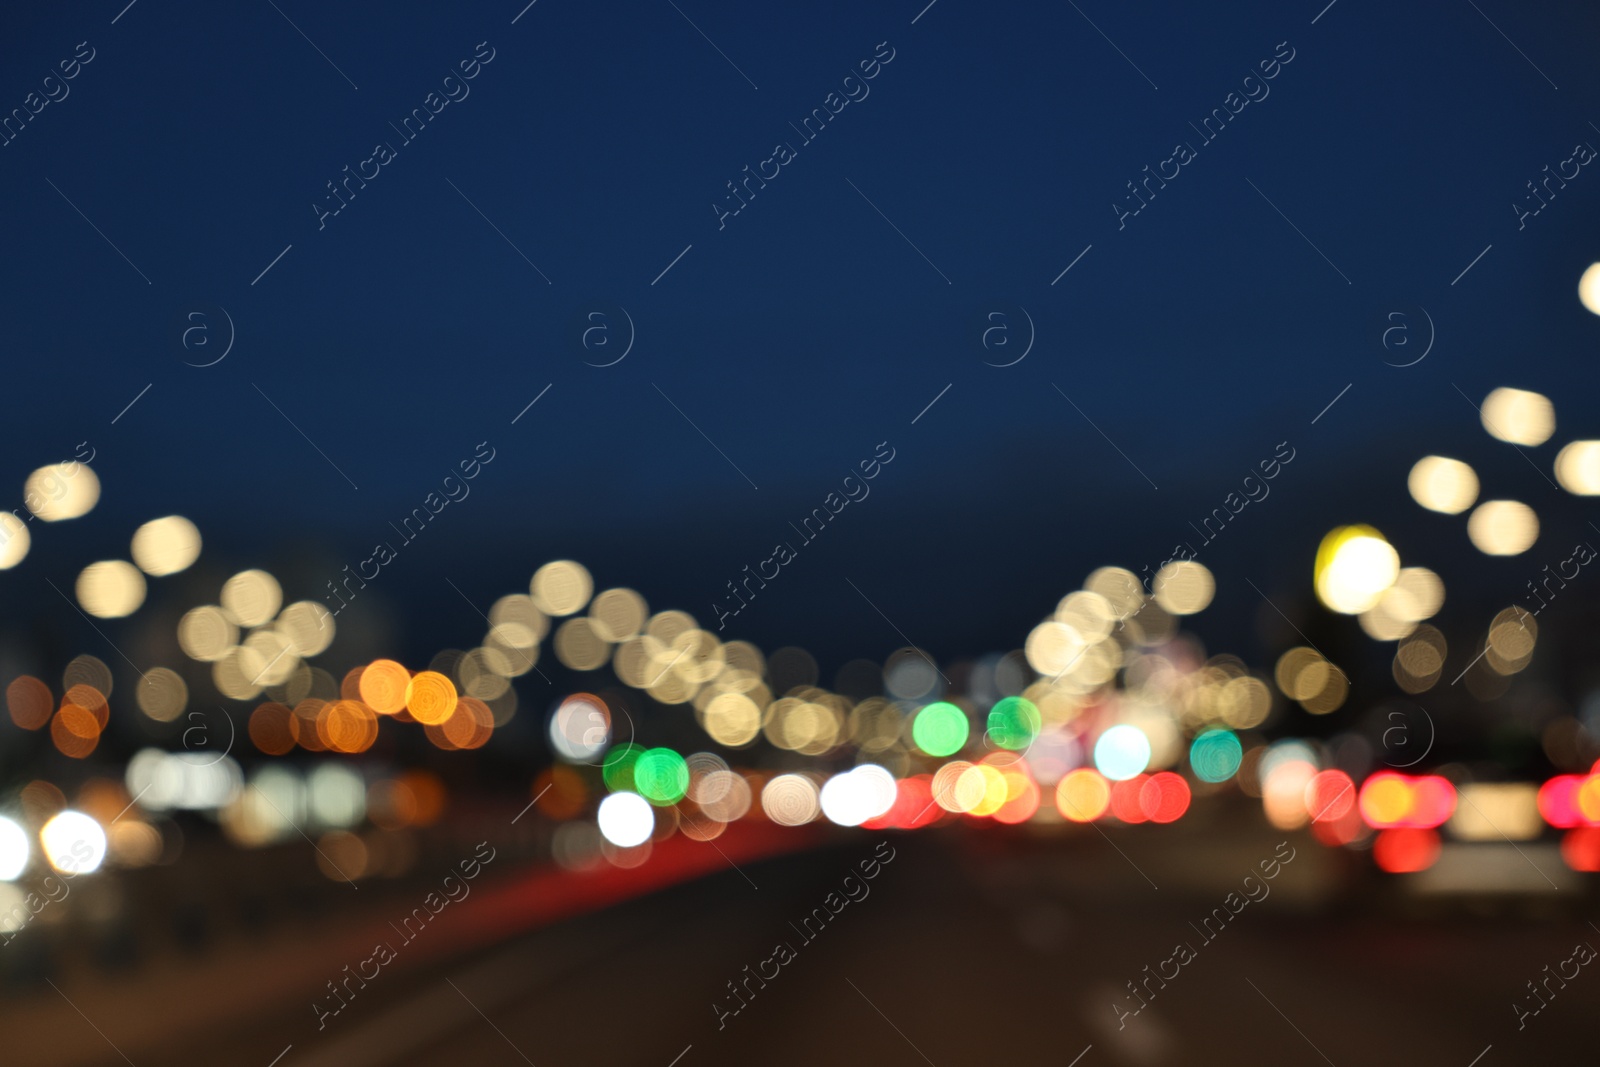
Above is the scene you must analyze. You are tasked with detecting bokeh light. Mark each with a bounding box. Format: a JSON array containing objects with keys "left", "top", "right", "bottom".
[
  {"left": 912, "top": 702, "right": 969, "bottom": 757},
  {"left": 1358, "top": 773, "right": 1456, "bottom": 829},
  {"left": 0, "top": 513, "right": 29, "bottom": 569},
  {"left": 1372, "top": 827, "right": 1441, "bottom": 873},
  {"left": 602, "top": 743, "right": 644, "bottom": 793},
  {"left": 1139, "top": 772, "right": 1190, "bottom": 823},
  {"left": 25, "top": 462, "right": 99, "bottom": 521},
  {"left": 1152, "top": 561, "right": 1214, "bottom": 615},
  {"left": 358, "top": 660, "right": 410, "bottom": 715},
  {"left": 135, "top": 667, "right": 188, "bottom": 722},
  {"left": 549, "top": 693, "right": 612, "bottom": 761},
  {"left": 1554, "top": 441, "right": 1600, "bottom": 495},
  {"left": 1315, "top": 526, "right": 1399, "bottom": 614},
  {"left": 1094, "top": 725, "right": 1152, "bottom": 781},
  {"left": 1190, "top": 728, "right": 1243, "bottom": 783},
  {"left": 820, "top": 765, "right": 897, "bottom": 827},
  {"left": 633, "top": 747, "right": 689, "bottom": 806},
  {"left": 1407, "top": 456, "right": 1478, "bottom": 514},
  {"left": 1466, "top": 500, "right": 1538, "bottom": 556},
  {"left": 1055, "top": 768, "right": 1111, "bottom": 822},
  {"left": 1480, "top": 387, "right": 1554, "bottom": 446},
  {"left": 598, "top": 793, "right": 652, "bottom": 851},
  {"left": 404, "top": 671, "right": 457, "bottom": 725},
  {"left": 40, "top": 811, "right": 106, "bottom": 875},
  {"left": 0, "top": 817, "right": 29, "bottom": 880},
  {"left": 76, "top": 560, "right": 147, "bottom": 618},
  {"left": 761, "top": 773, "right": 821, "bottom": 826},
  {"left": 221, "top": 569, "right": 282, "bottom": 627},
  {"left": 7, "top": 677, "right": 52, "bottom": 731},
  {"left": 130, "top": 516, "right": 202, "bottom": 576},
  {"left": 531, "top": 560, "right": 594, "bottom": 616},
  {"left": 1581, "top": 262, "right": 1600, "bottom": 316},
  {"left": 178, "top": 605, "right": 236, "bottom": 662},
  {"left": 987, "top": 696, "right": 1041, "bottom": 751}
]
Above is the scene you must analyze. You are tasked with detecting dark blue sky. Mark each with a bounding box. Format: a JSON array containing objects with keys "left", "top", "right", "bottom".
[{"left": 4, "top": 0, "right": 1600, "bottom": 676}]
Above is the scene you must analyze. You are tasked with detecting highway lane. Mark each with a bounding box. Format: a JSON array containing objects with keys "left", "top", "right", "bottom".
[{"left": 141, "top": 821, "right": 1596, "bottom": 1067}]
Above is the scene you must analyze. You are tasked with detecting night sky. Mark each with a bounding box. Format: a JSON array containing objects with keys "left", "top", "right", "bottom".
[{"left": 4, "top": 0, "right": 1600, "bottom": 681}]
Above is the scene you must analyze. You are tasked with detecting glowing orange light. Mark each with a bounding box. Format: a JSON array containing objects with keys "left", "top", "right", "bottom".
[
  {"left": 249, "top": 701, "right": 297, "bottom": 755},
  {"left": 51, "top": 705, "right": 100, "bottom": 758},
  {"left": 359, "top": 659, "right": 411, "bottom": 715},
  {"left": 1359, "top": 772, "right": 1416, "bottom": 827},
  {"left": 319, "top": 700, "right": 378, "bottom": 753},
  {"left": 64, "top": 684, "right": 109, "bottom": 729},
  {"left": 404, "top": 671, "right": 457, "bottom": 725},
  {"left": 294, "top": 699, "right": 328, "bottom": 752},
  {"left": 1576, "top": 775, "right": 1600, "bottom": 824},
  {"left": 427, "top": 696, "right": 493, "bottom": 750},
  {"left": 1055, "top": 768, "right": 1111, "bottom": 823},
  {"left": 7, "top": 676, "right": 52, "bottom": 730},
  {"left": 399, "top": 770, "right": 447, "bottom": 826},
  {"left": 533, "top": 766, "right": 588, "bottom": 821}
]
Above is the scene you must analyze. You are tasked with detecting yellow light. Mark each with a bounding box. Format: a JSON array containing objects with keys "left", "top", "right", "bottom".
[
  {"left": 1389, "top": 567, "right": 1444, "bottom": 621},
  {"left": 530, "top": 560, "right": 593, "bottom": 616},
  {"left": 1314, "top": 526, "right": 1399, "bottom": 614},
  {"left": 1358, "top": 776, "right": 1412, "bottom": 825},
  {"left": 1480, "top": 387, "right": 1554, "bottom": 446},
  {"left": 1579, "top": 262, "right": 1600, "bottom": 316},
  {"left": 589, "top": 587, "right": 648, "bottom": 641},
  {"left": 1025, "top": 621, "right": 1087, "bottom": 676},
  {"left": 703, "top": 692, "right": 760, "bottom": 747},
  {"left": 1362, "top": 568, "right": 1442, "bottom": 642},
  {"left": 1554, "top": 441, "right": 1600, "bottom": 495},
  {"left": 960, "top": 764, "right": 1009, "bottom": 816},
  {"left": 1467, "top": 500, "right": 1538, "bottom": 556},
  {"left": 405, "top": 671, "right": 458, "bottom": 725},
  {"left": 25, "top": 462, "right": 99, "bottom": 522},
  {"left": 1152, "top": 560, "right": 1215, "bottom": 615},
  {"left": 0, "top": 513, "right": 29, "bottom": 570},
  {"left": 178, "top": 605, "right": 236, "bottom": 662},
  {"left": 277, "top": 601, "right": 335, "bottom": 656},
  {"left": 76, "top": 560, "right": 147, "bottom": 618},
  {"left": 221, "top": 570, "right": 282, "bottom": 628},
  {"left": 130, "top": 516, "right": 202, "bottom": 576},
  {"left": 1407, "top": 456, "right": 1478, "bottom": 514},
  {"left": 1448, "top": 784, "right": 1540, "bottom": 841}
]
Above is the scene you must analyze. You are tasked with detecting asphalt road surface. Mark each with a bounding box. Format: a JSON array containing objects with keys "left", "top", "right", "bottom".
[{"left": 57, "top": 818, "right": 1571, "bottom": 1067}]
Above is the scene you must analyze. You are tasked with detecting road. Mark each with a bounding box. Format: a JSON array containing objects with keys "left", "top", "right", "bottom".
[{"left": 116, "top": 819, "right": 1596, "bottom": 1067}]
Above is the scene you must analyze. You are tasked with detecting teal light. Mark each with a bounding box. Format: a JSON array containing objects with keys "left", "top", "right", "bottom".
[{"left": 1190, "top": 728, "right": 1243, "bottom": 783}]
